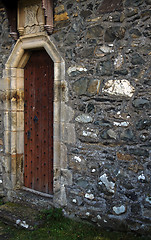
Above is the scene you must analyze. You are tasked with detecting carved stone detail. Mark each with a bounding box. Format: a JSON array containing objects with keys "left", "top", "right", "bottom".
[
  {"left": 42, "top": 0, "right": 53, "bottom": 34},
  {"left": 24, "top": 5, "right": 39, "bottom": 27},
  {"left": 3, "top": 0, "right": 53, "bottom": 39},
  {"left": 24, "top": 4, "right": 44, "bottom": 35}
]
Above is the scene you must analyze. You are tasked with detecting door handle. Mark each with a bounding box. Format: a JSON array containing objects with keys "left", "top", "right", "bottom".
[{"left": 33, "top": 115, "right": 38, "bottom": 123}]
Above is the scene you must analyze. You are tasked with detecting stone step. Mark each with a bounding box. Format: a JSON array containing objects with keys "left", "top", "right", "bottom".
[
  {"left": 0, "top": 202, "right": 43, "bottom": 230},
  {"left": 11, "top": 188, "right": 53, "bottom": 209}
]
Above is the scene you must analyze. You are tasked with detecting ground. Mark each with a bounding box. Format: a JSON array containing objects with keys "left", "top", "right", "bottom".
[{"left": 0, "top": 199, "right": 151, "bottom": 240}]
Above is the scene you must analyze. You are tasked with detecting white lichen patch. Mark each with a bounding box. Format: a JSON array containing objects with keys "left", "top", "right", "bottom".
[
  {"left": 114, "top": 54, "right": 124, "bottom": 69},
  {"left": 102, "top": 79, "right": 135, "bottom": 97},
  {"left": 99, "top": 173, "right": 115, "bottom": 193},
  {"left": 113, "top": 205, "right": 126, "bottom": 215},
  {"left": 75, "top": 114, "right": 93, "bottom": 123},
  {"left": 100, "top": 45, "right": 114, "bottom": 53},
  {"left": 67, "top": 65, "right": 87, "bottom": 76},
  {"left": 107, "top": 129, "right": 117, "bottom": 139},
  {"left": 74, "top": 156, "right": 82, "bottom": 162},
  {"left": 138, "top": 173, "right": 145, "bottom": 181},
  {"left": 82, "top": 129, "right": 98, "bottom": 138},
  {"left": 146, "top": 196, "right": 151, "bottom": 204},
  {"left": 97, "top": 215, "right": 102, "bottom": 220},
  {"left": 85, "top": 193, "right": 94, "bottom": 200},
  {"left": 16, "top": 219, "right": 29, "bottom": 229},
  {"left": 113, "top": 121, "right": 129, "bottom": 127}
]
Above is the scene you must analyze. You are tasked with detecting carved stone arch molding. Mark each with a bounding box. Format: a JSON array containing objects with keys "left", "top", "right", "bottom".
[{"left": 3, "top": 33, "right": 75, "bottom": 207}]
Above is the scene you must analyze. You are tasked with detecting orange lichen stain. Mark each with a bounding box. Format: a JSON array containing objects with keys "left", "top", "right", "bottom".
[
  {"left": 88, "top": 80, "right": 100, "bottom": 95},
  {"left": 0, "top": 139, "right": 3, "bottom": 145},
  {"left": 128, "top": 164, "right": 143, "bottom": 173},
  {"left": 87, "top": 16, "right": 102, "bottom": 22},
  {"left": 54, "top": 12, "right": 69, "bottom": 21},
  {"left": 117, "top": 152, "right": 133, "bottom": 161},
  {"left": 73, "top": 12, "right": 78, "bottom": 17}
]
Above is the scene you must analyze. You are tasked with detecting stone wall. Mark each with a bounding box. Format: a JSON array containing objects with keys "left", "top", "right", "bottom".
[
  {"left": 0, "top": 2, "right": 14, "bottom": 77},
  {"left": 53, "top": 0, "right": 151, "bottom": 233},
  {"left": 0, "top": 0, "right": 151, "bottom": 233},
  {"left": 0, "top": 2, "right": 15, "bottom": 194}
]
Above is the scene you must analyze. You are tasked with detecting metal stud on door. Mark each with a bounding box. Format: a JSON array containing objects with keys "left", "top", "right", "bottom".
[{"left": 24, "top": 50, "right": 54, "bottom": 194}]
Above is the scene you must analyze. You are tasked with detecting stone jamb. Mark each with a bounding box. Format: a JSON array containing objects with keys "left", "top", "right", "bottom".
[{"left": 2, "top": 32, "right": 73, "bottom": 206}]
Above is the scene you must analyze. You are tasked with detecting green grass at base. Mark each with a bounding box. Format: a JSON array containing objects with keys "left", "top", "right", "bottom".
[
  {"left": 1, "top": 216, "right": 151, "bottom": 240},
  {"left": 0, "top": 206, "right": 151, "bottom": 240}
]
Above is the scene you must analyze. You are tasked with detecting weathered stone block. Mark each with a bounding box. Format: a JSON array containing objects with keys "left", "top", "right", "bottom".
[
  {"left": 132, "top": 98, "right": 150, "bottom": 109},
  {"left": 126, "top": 8, "right": 138, "bottom": 18},
  {"left": 98, "top": 0, "right": 123, "bottom": 13},
  {"left": 114, "top": 53, "right": 124, "bottom": 69},
  {"left": 64, "top": 33, "right": 77, "bottom": 45},
  {"left": 113, "top": 205, "right": 126, "bottom": 215},
  {"left": 87, "top": 79, "right": 101, "bottom": 95},
  {"left": 102, "top": 79, "right": 135, "bottom": 97},
  {"left": 78, "top": 128, "right": 99, "bottom": 142},
  {"left": 16, "top": 131, "right": 24, "bottom": 154},
  {"left": 61, "top": 169, "right": 72, "bottom": 185},
  {"left": 131, "top": 53, "right": 145, "bottom": 65},
  {"left": 61, "top": 103, "right": 74, "bottom": 123},
  {"left": 67, "top": 65, "right": 87, "bottom": 77},
  {"left": 60, "top": 143, "right": 67, "bottom": 169},
  {"left": 80, "top": 10, "right": 92, "bottom": 19},
  {"left": 53, "top": 185, "right": 67, "bottom": 207},
  {"left": 73, "top": 77, "right": 88, "bottom": 95},
  {"left": 101, "top": 129, "right": 117, "bottom": 140},
  {"left": 55, "top": 5, "right": 65, "bottom": 15},
  {"left": 69, "top": 155, "right": 87, "bottom": 172},
  {"left": 129, "top": 148, "right": 149, "bottom": 157},
  {"left": 61, "top": 123, "right": 76, "bottom": 144},
  {"left": 54, "top": 80, "right": 68, "bottom": 102},
  {"left": 75, "top": 114, "right": 93, "bottom": 123},
  {"left": 120, "top": 129, "right": 134, "bottom": 141},
  {"left": 97, "top": 60, "right": 113, "bottom": 76},
  {"left": 98, "top": 173, "right": 115, "bottom": 194},
  {"left": 104, "top": 27, "right": 125, "bottom": 42},
  {"left": 125, "top": 0, "right": 143, "bottom": 7},
  {"left": 117, "top": 152, "right": 133, "bottom": 161},
  {"left": 86, "top": 25, "right": 103, "bottom": 39},
  {"left": 136, "top": 119, "right": 151, "bottom": 130}
]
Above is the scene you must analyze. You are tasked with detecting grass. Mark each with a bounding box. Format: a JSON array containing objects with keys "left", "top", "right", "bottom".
[{"left": 0, "top": 208, "right": 151, "bottom": 240}]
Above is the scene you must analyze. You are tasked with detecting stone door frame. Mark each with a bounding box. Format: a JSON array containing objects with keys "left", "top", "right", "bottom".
[{"left": 3, "top": 33, "right": 74, "bottom": 206}]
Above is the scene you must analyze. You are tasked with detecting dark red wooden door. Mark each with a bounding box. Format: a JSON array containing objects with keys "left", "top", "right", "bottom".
[{"left": 24, "top": 50, "right": 54, "bottom": 194}]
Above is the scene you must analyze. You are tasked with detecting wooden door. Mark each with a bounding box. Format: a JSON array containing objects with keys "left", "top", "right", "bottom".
[{"left": 24, "top": 50, "right": 54, "bottom": 194}]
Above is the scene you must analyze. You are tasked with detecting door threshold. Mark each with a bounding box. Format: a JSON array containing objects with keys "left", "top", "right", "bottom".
[{"left": 22, "top": 186, "right": 53, "bottom": 198}]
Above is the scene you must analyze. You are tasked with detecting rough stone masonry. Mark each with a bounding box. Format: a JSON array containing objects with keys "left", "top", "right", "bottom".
[{"left": 1, "top": 0, "right": 151, "bottom": 234}]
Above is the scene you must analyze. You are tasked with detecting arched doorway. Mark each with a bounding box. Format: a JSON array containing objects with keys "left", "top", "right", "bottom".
[{"left": 3, "top": 34, "right": 74, "bottom": 206}]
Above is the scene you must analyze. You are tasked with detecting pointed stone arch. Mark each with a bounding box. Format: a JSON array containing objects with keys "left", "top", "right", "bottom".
[{"left": 2, "top": 33, "right": 75, "bottom": 206}]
